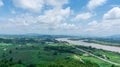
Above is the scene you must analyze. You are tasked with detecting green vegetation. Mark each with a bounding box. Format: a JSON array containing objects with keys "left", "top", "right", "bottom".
[
  {"left": 0, "top": 37, "right": 100, "bottom": 67},
  {"left": 0, "top": 36, "right": 119, "bottom": 67},
  {"left": 76, "top": 45, "right": 120, "bottom": 67}
]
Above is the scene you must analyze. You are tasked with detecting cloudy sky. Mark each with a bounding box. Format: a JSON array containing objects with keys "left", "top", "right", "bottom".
[{"left": 0, "top": 0, "right": 120, "bottom": 36}]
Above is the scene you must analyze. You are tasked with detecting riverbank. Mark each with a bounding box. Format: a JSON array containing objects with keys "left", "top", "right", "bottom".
[{"left": 56, "top": 38, "right": 120, "bottom": 53}]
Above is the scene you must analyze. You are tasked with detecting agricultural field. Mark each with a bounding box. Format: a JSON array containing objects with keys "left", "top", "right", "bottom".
[
  {"left": 75, "top": 45, "right": 120, "bottom": 67},
  {"left": 0, "top": 36, "right": 100, "bottom": 67},
  {"left": 0, "top": 36, "right": 119, "bottom": 67}
]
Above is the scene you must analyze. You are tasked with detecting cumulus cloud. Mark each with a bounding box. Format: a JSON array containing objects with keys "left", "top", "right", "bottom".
[
  {"left": 0, "top": 0, "right": 3, "bottom": 7},
  {"left": 84, "top": 7, "right": 120, "bottom": 36},
  {"left": 8, "top": 13, "right": 37, "bottom": 25},
  {"left": 37, "top": 7, "right": 71, "bottom": 24},
  {"left": 12, "top": 0, "right": 68, "bottom": 12},
  {"left": 6, "top": 0, "right": 79, "bottom": 34},
  {"left": 103, "top": 7, "right": 120, "bottom": 20},
  {"left": 72, "top": 12, "right": 92, "bottom": 22},
  {"left": 85, "top": 15, "right": 120, "bottom": 36},
  {"left": 11, "top": 10, "right": 16, "bottom": 14},
  {"left": 8, "top": 7, "right": 78, "bottom": 32},
  {"left": 45, "top": 0, "right": 68, "bottom": 8},
  {"left": 13, "top": 0, "right": 44, "bottom": 12},
  {"left": 87, "top": 0, "right": 107, "bottom": 10},
  {"left": 11, "top": 0, "right": 72, "bottom": 27},
  {"left": 2, "top": 0, "right": 119, "bottom": 36}
]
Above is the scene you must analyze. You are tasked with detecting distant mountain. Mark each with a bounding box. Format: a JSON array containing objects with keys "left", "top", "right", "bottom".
[{"left": 0, "top": 33, "right": 78, "bottom": 38}]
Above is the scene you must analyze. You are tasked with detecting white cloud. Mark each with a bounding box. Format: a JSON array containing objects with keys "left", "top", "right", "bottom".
[
  {"left": 8, "top": 14, "right": 35, "bottom": 26},
  {"left": 103, "top": 7, "right": 120, "bottom": 20},
  {"left": 55, "top": 23, "right": 78, "bottom": 30},
  {"left": 0, "top": 0, "right": 4, "bottom": 7},
  {"left": 8, "top": 7, "right": 77, "bottom": 31},
  {"left": 111, "top": 5, "right": 120, "bottom": 7},
  {"left": 3, "top": 0, "right": 119, "bottom": 36},
  {"left": 72, "top": 12, "right": 92, "bottom": 22},
  {"left": 7, "top": 11, "right": 79, "bottom": 34},
  {"left": 7, "top": 0, "right": 77, "bottom": 34},
  {"left": 37, "top": 7, "right": 71, "bottom": 24},
  {"left": 45, "top": 0, "right": 68, "bottom": 8},
  {"left": 88, "top": 20, "right": 98, "bottom": 27},
  {"left": 85, "top": 19, "right": 120, "bottom": 36},
  {"left": 84, "top": 7, "right": 120, "bottom": 36},
  {"left": 11, "top": 10, "right": 16, "bottom": 14},
  {"left": 12, "top": 0, "right": 68, "bottom": 12},
  {"left": 13, "top": 0, "right": 44, "bottom": 12},
  {"left": 87, "top": 0, "right": 106, "bottom": 10},
  {"left": 77, "top": 6, "right": 120, "bottom": 36}
]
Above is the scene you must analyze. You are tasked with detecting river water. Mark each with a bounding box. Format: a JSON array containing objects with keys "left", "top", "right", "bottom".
[{"left": 56, "top": 38, "right": 120, "bottom": 53}]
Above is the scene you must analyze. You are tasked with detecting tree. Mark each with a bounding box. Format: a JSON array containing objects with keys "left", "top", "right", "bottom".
[
  {"left": 18, "top": 60, "right": 22, "bottom": 64},
  {"left": 9, "top": 50, "right": 12, "bottom": 54},
  {"left": 111, "top": 64, "right": 115, "bottom": 67},
  {"left": 9, "top": 57, "right": 13, "bottom": 62},
  {"left": 53, "top": 51, "right": 58, "bottom": 55}
]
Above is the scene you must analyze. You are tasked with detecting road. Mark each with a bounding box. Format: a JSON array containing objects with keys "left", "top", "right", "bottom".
[{"left": 75, "top": 47, "right": 120, "bottom": 66}]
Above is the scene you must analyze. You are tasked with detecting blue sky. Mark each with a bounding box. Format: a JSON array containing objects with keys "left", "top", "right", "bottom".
[{"left": 0, "top": 0, "right": 120, "bottom": 36}]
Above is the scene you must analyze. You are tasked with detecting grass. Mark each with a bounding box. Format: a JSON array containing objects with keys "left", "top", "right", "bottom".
[
  {"left": 0, "top": 43, "right": 74, "bottom": 65},
  {"left": 0, "top": 42, "right": 120, "bottom": 67},
  {"left": 75, "top": 45, "right": 120, "bottom": 67},
  {"left": 81, "top": 56, "right": 112, "bottom": 67},
  {"left": 92, "top": 49, "right": 120, "bottom": 64}
]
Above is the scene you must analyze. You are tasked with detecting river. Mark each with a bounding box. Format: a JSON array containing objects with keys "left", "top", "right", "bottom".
[{"left": 56, "top": 38, "right": 120, "bottom": 53}]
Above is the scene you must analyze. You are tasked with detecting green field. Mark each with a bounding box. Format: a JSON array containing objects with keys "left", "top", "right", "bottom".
[
  {"left": 0, "top": 37, "right": 99, "bottom": 67},
  {"left": 0, "top": 37, "right": 119, "bottom": 67},
  {"left": 75, "top": 46, "right": 120, "bottom": 67}
]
